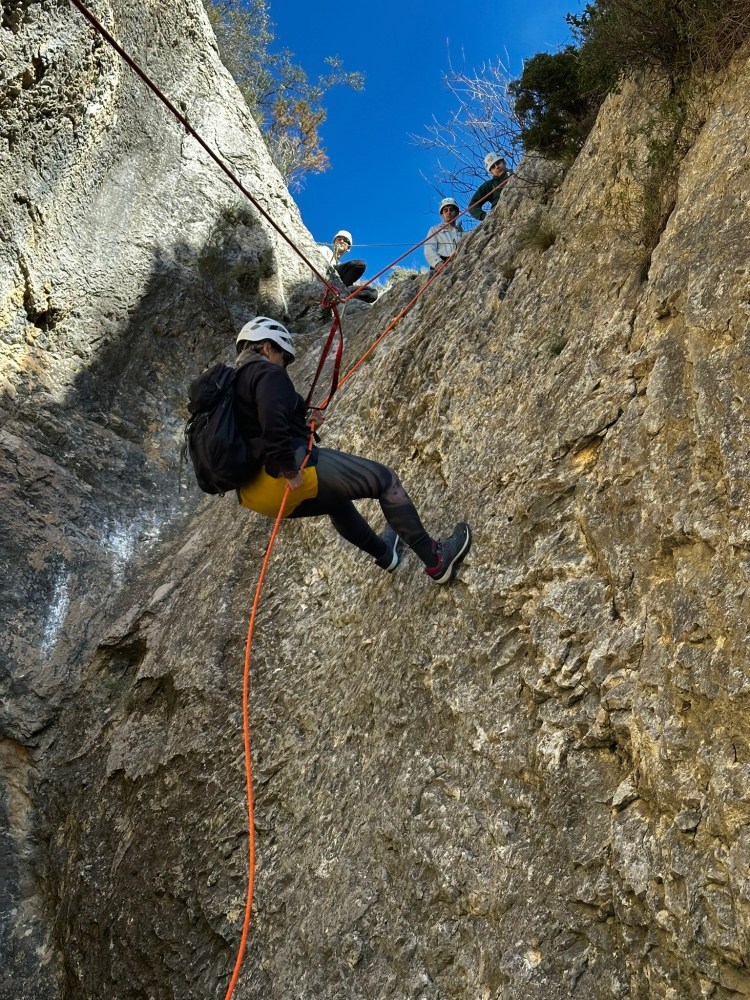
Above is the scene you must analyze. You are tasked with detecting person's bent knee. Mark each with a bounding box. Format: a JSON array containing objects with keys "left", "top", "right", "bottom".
[{"left": 382, "top": 468, "right": 409, "bottom": 503}]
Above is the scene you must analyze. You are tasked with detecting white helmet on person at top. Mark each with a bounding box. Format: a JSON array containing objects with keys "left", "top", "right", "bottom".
[
  {"left": 236, "top": 316, "right": 296, "bottom": 360},
  {"left": 333, "top": 230, "right": 353, "bottom": 246},
  {"left": 484, "top": 151, "right": 505, "bottom": 172}
]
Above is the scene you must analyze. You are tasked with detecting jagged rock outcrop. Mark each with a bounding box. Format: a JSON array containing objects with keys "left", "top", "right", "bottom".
[{"left": 2, "top": 3, "right": 750, "bottom": 998}]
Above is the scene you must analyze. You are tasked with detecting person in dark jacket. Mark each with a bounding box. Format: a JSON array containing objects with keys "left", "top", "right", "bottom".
[
  {"left": 233, "top": 316, "right": 471, "bottom": 584},
  {"left": 469, "top": 153, "right": 509, "bottom": 222}
]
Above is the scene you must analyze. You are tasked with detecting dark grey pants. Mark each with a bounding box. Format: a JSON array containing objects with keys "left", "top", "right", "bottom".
[{"left": 290, "top": 447, "right": 434, "bottom": 564}]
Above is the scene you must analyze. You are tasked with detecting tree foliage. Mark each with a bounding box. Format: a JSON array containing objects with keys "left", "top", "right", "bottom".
[
  {"left": 508, "top": 0, "right": 750, "bottom": 161},
  {"left": 203, "top": 0, "right": 364, "bottom": 189},
  {"left": 508, "top": 48, "right": 594, "bottom": 161},
  {"left": 569, "top": 0, "right": 750, "bottom": 87}
]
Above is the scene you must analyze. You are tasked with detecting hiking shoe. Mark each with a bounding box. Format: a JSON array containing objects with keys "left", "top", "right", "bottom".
[
  {"left": 375, "top": 525, "right": 403, "bottom": 572},
  {"left": 424, "top": 523, "right": 472, "bottom": 584}
]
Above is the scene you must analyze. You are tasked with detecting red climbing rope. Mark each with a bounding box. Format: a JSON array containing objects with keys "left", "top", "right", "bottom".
[
  {"left": 66, "top": 0, "right": 341, "bottom": 297},
  {"left": 312, "top": 259, "right": 449, "bottom": 414},
  {"left": 65, "top": 7, "right": 497, "bottom": 999},
  {"left": 305, "top": 301, "right": 345, "bottom": 409},
  {"left": 340, "top": 188, "right": 498, "bottom": 302},
  {"left": 340, "top": 262, "right": 447, "bottom": 388}
]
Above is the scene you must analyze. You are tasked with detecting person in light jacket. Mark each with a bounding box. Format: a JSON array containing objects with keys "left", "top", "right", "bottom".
[
  {"left": 320, "top": 229, "right": 365, "bottom": 285},
  {"left": 424, "top": 198, "right": 463, "bottom": 269},
  {"left": 320, "top": 229, "right": 377, "bottom": 302}
]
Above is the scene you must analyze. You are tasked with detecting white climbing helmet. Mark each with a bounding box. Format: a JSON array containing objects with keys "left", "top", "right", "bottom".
[
  {"left": 484, "top": 152, "right": 505, "bottom": 172},
  {"left": 439, "top": 197, "right": 459, "bottom": 213},
  {"left": 333, "top": 230, "right": 353, "bottom": 246},
  {"left": 236, "top": 316, "right": 296, "bottom": 360}
]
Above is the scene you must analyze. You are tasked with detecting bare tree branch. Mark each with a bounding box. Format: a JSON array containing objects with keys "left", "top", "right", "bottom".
[{"left": 411, "top": 54, "right": 523, "bottom": 201}]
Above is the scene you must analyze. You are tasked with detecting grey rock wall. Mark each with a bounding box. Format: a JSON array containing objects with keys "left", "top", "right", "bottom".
[
  {"left": 0, "top": 0, "right": 324, "bottom": 995},
  {"left": 2, "top": 4, "right": 750, "bottom": 999}
]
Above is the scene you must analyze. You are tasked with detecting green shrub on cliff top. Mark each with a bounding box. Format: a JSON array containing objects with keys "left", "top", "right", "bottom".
[
  {"left": 509, "top": 47, "right": 596, "bottom": 162},
  {"left": 570, "top": 0, "right": 750, "bottom": 85},
  {"left": 510, "top": 0, "right": 750, "bottom": 161}
]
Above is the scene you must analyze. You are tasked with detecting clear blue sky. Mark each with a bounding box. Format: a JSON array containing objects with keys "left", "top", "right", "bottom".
[{"left": 270, "top": 0, "right": 583, "bottom": 280}]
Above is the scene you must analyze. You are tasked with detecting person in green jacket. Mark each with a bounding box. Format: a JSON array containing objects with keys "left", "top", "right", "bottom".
[{"left": 469, "top": 153, "right": 509, "bottom": 222}]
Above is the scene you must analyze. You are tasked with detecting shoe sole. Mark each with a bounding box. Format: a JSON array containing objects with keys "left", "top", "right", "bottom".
[
  {"left": 384, "top": 537, "right": 403, "bottom": 571},
  {"left": 379, "top": 531, "right": 403, "bottom": 572},
  {"left": 433, "top": 524, "right": 472, "bottom": 584}
]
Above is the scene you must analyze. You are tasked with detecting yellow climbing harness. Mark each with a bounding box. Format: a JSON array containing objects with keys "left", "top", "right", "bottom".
[{"left": 238, "top": 466, "right": 318, "bottom": 518}]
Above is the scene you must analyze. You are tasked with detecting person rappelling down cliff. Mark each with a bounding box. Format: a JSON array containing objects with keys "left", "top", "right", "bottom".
[{"left": 233, "top": 317, "right": 472, "bottom": 583}]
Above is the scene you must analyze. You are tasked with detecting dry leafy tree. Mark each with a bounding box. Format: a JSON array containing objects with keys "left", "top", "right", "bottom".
[
  {"left": 203, "top": 0, "right": 364, "bottom": 189},
  {"left": 411, "top": 56, "right": 522, "bottom": 202}
]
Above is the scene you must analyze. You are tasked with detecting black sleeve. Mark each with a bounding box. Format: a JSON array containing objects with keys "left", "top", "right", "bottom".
[
  {"left": 469, "top": 180, "right": 489, "bottom": 220},
  {"left": 254, "top": 367, "right": 301, "bottom": 477}
]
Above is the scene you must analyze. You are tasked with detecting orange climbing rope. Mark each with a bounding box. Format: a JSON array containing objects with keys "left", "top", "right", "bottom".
[
  {"left": 222, "top": 433, "right": 316, "bottom": 1000},
  {"left": 219, "top": 262, "right": 443, "bottom": 999},
  {"left": 65, "top": 6, "right": 490, "bottom": 998},
  {"left": 223, "top": 493, "right": 284, "bottom": 999}
]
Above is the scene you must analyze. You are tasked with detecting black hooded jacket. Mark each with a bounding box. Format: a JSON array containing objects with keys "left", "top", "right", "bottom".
[{"left": 233, "top": 349, "right": 309, "bottom": 478}]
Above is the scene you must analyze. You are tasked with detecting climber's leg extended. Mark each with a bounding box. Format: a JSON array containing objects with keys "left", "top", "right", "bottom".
[
  {"left": 325, "top": 501, "right": 384, "bottom": 559},
  {"left": 290, "top": 448, "right": 433, "bottom": 564},
  {"left": 336, "top": 260, "right": 366, "bottom": 286}
]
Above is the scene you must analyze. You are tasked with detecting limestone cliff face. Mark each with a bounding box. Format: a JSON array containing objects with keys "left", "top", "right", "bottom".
[
  {"left": 2, "top": 4, "right": 750, "bottom": 999},
  {"left": 1, "top": 0, "right": 319, "bottom": 711},
  {"left": 1, "top": 0, "right": 320, "bottom": 994}
]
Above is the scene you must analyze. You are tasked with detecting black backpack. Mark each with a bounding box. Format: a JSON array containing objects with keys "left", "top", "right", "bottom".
[{"left": 183, "top": 362, "right": 261, "bottom": 495}]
